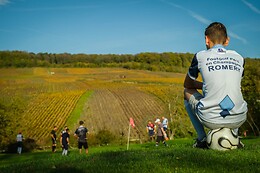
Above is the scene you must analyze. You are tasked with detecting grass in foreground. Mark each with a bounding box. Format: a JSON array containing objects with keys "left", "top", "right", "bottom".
[{"left": 0, "top": 138, "right": 259, "bottom": 173}]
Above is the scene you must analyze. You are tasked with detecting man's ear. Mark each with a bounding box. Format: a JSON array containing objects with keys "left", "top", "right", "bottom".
[
  {"left": 205, "top": 36, "right": 211, "bottom": 49},
  {"left": 224, "top": 37, "right": 230, "bottom": 46},
  {"left": 205, "top": 36, "right": 210, "bottom": 47}
]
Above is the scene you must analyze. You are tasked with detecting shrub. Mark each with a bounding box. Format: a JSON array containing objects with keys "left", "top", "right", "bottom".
[
  {"left": 95, "top": 129, "right": 116, "bottom": 146},
  {"left": 6, "top": 138, "right": 38, "bottom": 153}
]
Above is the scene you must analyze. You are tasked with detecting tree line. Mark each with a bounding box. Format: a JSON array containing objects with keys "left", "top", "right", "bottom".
[{"left": 0, "top": 51, "right": 193, "bottom": 73}]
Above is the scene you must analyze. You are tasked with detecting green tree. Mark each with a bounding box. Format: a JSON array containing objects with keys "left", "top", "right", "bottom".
[
  {"left": 241, "top": 59, "right": 260, "bottom": 136},
  {"left": 0, "top": 100, "right": 25, "bottom": 150}
]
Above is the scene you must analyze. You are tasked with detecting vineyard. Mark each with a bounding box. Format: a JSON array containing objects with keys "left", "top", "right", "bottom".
[
  {"left": 83, "top": 88, "right": 165, "bottom": 140},
  {"left": 20, "top": 91, "right": 84, "bottom": 144},
  {"left": 0, "top": 68, "right": 192, "bottom": 146}
]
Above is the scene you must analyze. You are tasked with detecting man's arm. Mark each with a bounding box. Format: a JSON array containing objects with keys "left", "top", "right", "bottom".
[
  {"left": 184, "top": 53, "right": 203, "bottom": 90},
  {"left": 74, "top": 133, "right": 78, "bottom": 139},
  {"left": 50, "top": 133, "right": 54, "bottom": 140},
  {"left": 74, "top": 129, "right": 79, "bottom": 139},
  {"left": 161, "top": 127, "right": 165, "bottom": 133},
  {"left": 161, "top": 127, "right": 167, "bottom": 137},
  {"left": 67, "top": 136, "right": 69, "bottom": 144},
  {"left": 184, "top": 74, "right": 203, "bottom": 90},
  {"left": 60, "top": 136, "right": 62, "bottom": 146}
]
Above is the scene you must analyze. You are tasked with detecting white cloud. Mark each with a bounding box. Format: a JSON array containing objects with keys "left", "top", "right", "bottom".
[
  {"left": 229, "top": 32, "right": 247, "bottom": 44},
  {"left": 242, "top": 0, "right": 260, "bottom": 14},
  {"left": 161, "top": 0, "right": 212, "bottom": 25},
  {"left": 161, "top": 0, "right": 247, "bottom": 44},
  {"left": 0, "top": 0, "right": 10, "bottom": 6},
  {"left": 188, "top": 11, "right": 212, "bottom": 25}
]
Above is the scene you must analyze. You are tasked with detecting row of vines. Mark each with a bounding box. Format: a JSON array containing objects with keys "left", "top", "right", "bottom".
[
  {"left": 1, "top": 67, "right": 193, "bottom": 148},
  {"left": 20, "top": 91, "right": 84, "bottom": 144},
  {"left": 81, "top": 87, "right": 166, "bottom": 141}
]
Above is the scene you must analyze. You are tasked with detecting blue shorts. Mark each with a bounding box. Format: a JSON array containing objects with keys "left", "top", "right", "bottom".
[{"left": 148, "top": 131, "right": 154, "bottom": 136}]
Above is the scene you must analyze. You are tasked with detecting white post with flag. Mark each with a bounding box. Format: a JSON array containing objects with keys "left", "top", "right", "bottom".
[{"left": 127, "top": 117, "right": 135, "bottom": 150}]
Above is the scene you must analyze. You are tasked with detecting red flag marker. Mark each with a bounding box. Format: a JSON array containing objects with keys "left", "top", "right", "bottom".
[{"left": 129, "top": 117, "right": 135, "bottom": 128}]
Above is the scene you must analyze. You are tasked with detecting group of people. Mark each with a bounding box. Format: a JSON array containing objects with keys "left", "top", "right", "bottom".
[
  {"left": 146, "top": 116, "right": 169, "bottom": 147},
  {"left": 50, "top": 120, "right": 89, "bottom": 155}
]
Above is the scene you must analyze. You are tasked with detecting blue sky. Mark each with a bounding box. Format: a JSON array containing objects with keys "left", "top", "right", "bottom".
[{"left": 0, "top": 0, "right": 259, "bottom": 58}]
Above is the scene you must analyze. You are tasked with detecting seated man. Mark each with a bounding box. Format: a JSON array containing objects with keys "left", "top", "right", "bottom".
[{"left": 184, "top": 22, "right": 247, "bottom": 149}]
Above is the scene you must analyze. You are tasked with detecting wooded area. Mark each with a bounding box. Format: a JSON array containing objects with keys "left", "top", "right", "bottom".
[{"left": 0, "top": 51, "right": 193, "bottom": 73}]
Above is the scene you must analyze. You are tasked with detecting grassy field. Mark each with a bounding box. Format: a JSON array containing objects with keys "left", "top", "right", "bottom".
[{"left": 0, "top": 138, "right": 259, "bottom": 173}]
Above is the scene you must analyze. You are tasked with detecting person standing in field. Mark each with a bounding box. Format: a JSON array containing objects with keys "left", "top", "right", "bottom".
[
  {"left": 16, "top": 132, "right": 24, "bottom": 154},
  {"left": 74, "top": 120, "right": 89, "bottom": 154},
  {"left": 155, "top": 119, "right": 168, "bottom": 147},
  {"left": 162, "top": 116, "right": 169, "bottom": 137},
  {"left": 50, "top": 126, "right": 58, "bottom": 153},
  {"left": 146, "top": 120, "right": 155, "bottom": 142},
  {"left": 183, "top": 22, "right": 247, "bottom": 149},
  {"left": 60, "top": 128, "right": 70, "bottom": 156},
  {"left": 61, "top": 126, "right": 68, "bottom": 135}
]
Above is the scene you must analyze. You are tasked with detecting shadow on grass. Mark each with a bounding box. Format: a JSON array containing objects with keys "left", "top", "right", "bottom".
[{"left": 1, "top": 138, "right": 259, "bottom": 173}]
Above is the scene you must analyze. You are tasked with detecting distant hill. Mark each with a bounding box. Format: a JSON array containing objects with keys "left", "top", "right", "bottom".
[{"left": 0, "top": 54, "right": 259, "bottom": 149}]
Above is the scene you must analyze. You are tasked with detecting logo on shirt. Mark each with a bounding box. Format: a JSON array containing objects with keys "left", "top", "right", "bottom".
[
  {"left": 206, "top": 57, "right": 241, "bottom": 72},
  {"left": 218, "top": 48, "right": 225, "bottom": 53},
  {"left": 219, "top": 95, "right": 235, "bottom": 118}
]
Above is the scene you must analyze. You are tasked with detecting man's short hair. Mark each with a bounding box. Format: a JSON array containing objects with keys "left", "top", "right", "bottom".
[
  {"left": 79, "top": 121, "right": 84, "bottom": 125},
  {"left": 205, "top": 22, "right": 227, "bottom": 44}
]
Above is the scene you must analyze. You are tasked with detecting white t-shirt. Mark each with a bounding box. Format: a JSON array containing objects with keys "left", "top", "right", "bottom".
[
  {"left": 17, "top": 134, "right": 23, "bottom": 142},
  {"left": 188, "top": 45, "right": 247, "bottom": 125},
  {"left": 162, "top": 118, "right": 168, "bottom": 128}
]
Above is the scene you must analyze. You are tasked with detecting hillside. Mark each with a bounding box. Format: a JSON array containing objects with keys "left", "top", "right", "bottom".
[
  {"left": 1, "top": 138, "right": 260, "bottom": 173},
  {"left": 0, "top": 68, "right": 190, "bottom": 146}
]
